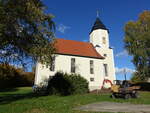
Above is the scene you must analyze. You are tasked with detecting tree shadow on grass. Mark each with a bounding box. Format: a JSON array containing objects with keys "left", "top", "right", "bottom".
[
  {"left": 0, "top": 90, "right": 44, "bottom": 105},
  {"left": 0, "top": 87, "right": 18, "bottom": 92}
]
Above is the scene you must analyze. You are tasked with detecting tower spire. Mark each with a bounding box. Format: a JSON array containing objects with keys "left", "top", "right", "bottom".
[{"left": 90, "top": 11, "right": 109, "bottom": 34}]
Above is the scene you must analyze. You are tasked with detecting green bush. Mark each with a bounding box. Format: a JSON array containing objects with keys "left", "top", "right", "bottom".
[
  {"left": 20, "top": 72, "right": 35, "bottom": 86},
  {"left": 47, "top": 72, "right": 89, "bottom": 96}
]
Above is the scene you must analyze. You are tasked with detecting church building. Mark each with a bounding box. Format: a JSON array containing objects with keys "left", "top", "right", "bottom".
[{"left": 34, "top": 17, "right": 116, "bottom": 91}]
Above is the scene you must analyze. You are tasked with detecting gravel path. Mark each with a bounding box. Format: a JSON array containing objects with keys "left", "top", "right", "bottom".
[{"left": 75, "top": 102, "right": 150, "bottom": 113}]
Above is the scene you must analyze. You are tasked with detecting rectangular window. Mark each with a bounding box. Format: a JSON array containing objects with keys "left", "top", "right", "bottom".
[
  {"left": 102, "top": 37, "right": 106, "bottom": 44},
  {"left": 90, "top": 60, "right": 94, "bottom": 74},
  {"left": 50, "top": 57, "right": 55, "bottom": 71},
  {"left": 90, "top": 78, "right": 94, "bottom": 82},
  {"left": 71, "top": 58, "right": 75, "bottom": 73},
  {"left": 103, "top": 64, "right": 108, "bottom": 76}
]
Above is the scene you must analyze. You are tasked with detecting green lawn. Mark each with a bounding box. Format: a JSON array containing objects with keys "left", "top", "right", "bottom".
[{"left": 0, "top": 87, "right": 150, "bottom": 113}]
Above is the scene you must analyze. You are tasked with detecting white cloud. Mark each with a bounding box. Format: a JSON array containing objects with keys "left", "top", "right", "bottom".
[
  {"left": 57, "top": 24, "right": 70, "bottom": 33},
  {"left": 115, "top": 67, "right": 135, "bottom": 75},
  {"left": 115, "top": 50, "right": 128, "bottom": 57}
]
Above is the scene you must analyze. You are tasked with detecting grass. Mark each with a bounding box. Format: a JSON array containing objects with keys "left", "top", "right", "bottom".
[{"left": 0, "top": 87, "right": 150, "bottom": 113}]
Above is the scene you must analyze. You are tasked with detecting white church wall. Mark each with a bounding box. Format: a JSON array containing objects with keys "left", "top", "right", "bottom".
[
  {"left": 96, "top": 48, "right": 116, "bottom": 82},
  {"left": 90, "top": 29, "right": 116, "bottom": 85},
  {"left": 35, "top": 54, "right": 106, "bottom": 91}
]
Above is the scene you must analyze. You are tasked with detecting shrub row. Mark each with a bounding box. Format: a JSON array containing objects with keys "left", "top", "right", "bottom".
[
  {"left": 134, "top": 82, "right": 150, "bottom": 91},
  {"left": 0, "top": 64, "right": 35, "bottom": 88}
]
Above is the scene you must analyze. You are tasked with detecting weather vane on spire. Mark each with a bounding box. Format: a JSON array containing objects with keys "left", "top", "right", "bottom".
[{"left": 96, "top": 10, "right": 99, "bottom": 18}]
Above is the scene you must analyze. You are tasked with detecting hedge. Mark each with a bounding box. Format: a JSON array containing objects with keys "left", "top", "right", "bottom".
[
  {"left": 134, "top": 82, "right": 150, "bottom": 91},
  {"left": 0, "top": 63, "right": 35, "bottom": 89}
]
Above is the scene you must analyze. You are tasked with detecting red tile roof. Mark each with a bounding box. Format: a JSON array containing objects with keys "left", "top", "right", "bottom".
[{"left": 55, "top": 38, "right": 104, "bottom": 59}]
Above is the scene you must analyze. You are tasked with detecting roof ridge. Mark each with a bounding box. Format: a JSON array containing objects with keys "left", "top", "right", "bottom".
[
  {"left": 55, "top": 38, "right": 104, "bottom": 59},
  {"left": 57, "top": 38, "right": 90, "bottom": 44}
]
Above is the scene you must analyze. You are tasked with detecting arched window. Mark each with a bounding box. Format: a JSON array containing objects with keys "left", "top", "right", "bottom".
[{"left": 102, "top": 37, "right": 106, "bottom": 44}]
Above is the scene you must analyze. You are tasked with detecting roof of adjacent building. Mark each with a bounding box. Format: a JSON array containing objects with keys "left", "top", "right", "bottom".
[
  {"left": 55, "top": 38, "right": 104, "bottom": 59},
  {"left": 90, "top": 18, "right": 108, "bottom": 34}
]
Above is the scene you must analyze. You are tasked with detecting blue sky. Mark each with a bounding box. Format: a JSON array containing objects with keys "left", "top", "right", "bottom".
[{"left": 43, "top": 0, "right": 150, "bottom": 80}]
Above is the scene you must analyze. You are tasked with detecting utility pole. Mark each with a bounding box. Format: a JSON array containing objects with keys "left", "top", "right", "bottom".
[{"left": 123, "top": 68, "right": 127, "bottom": 81}]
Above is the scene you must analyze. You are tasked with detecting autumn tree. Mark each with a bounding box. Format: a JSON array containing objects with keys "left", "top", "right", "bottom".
[
  {"left": 0, "top": 0, "right": 56, "bottom": 66},
  {"left": 124, "top": 11, "right": 150, "bottom": 80}
]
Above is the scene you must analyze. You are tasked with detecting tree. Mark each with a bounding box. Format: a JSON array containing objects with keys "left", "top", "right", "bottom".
[
  {"left": 124, "top": 11, "right": 150, "bottom": 79},
  {"left": 0, "top": 63, "right": 35, "bottom": 88},
  {"left": 0, "top": 0, "right": 56, "bottom": 66},
  {"left": 131, "top": 72, "right": 146, "bottom": 83}
]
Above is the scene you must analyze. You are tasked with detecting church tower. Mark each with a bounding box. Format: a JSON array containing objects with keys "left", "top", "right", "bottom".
[
  {"left": 90, "top": 15, "right": 116, "bottom": 84},
  {"left": 90, "top": 17, "right": 109, "bottom": 49}
]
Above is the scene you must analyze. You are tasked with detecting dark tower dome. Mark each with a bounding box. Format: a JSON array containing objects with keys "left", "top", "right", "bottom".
[{"left": 90, "top": 17, "right": 108, "bottom": 34}]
